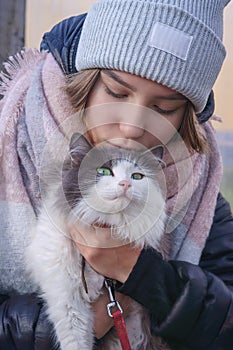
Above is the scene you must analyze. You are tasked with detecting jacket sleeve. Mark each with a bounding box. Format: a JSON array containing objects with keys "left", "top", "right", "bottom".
[
  {"left": 116, "top": 193, "right": 233, "bottom": 350},
  {"left": 0, "top": 294, "right": 59, "bottom": 350}
]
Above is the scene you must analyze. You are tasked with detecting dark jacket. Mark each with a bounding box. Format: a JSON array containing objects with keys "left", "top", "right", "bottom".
[
  {"left": 0, "top": 294, "right": 58, "bottom": 350},
  {"left": 1, "top": 14, "right": 232, "bottom": 350},
  {"left": 40, "top": 13, "right": 87, "bottom": 74}
]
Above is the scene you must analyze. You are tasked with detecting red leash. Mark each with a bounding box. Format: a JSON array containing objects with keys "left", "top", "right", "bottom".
[{"left": 105, "top": 279, "right": 132, "bottom": 350}]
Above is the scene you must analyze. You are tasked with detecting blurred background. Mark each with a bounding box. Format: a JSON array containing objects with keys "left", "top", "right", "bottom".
[{"left": 0, "top": 0, "right": 232, "bottom": 209}]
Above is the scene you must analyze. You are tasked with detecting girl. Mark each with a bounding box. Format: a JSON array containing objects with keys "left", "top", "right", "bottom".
[{"left": 0, "top": 1, "right": 232, "bottom": 349}]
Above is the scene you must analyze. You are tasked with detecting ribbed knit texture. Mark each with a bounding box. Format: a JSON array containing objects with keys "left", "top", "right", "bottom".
[{"left": 75, "top": 0, "right": 231, "bottom": 112}]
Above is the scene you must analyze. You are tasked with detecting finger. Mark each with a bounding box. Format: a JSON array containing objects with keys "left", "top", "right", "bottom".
[{"left": 68, "top": 221, "right": 129, "bottom": 248}]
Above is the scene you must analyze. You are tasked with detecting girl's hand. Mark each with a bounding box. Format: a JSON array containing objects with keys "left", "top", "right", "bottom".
[
  {"left": 68, "top": 221, "right": 141, "bottom": 283},
  {"left": 92, "top": 288, "right": 132, "bottom": 339},
  {"left": 68, "top": 221, "right": 139, "bottom": 339}
]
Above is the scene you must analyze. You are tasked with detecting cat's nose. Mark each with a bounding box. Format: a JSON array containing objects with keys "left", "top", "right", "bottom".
[{"left": 118, "top": 180, "right": 131, "bottom": 191}]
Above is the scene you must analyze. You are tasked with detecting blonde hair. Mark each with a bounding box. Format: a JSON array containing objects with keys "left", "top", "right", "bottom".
[
  {"left": 66, "top": 69, "right": 101, "bottom": 111},
  {"left": 179, "top": 102, "right": 207, "bottom": 153},
  {"left": 66, "top": 69, "right": 207, "bottom": 153}
]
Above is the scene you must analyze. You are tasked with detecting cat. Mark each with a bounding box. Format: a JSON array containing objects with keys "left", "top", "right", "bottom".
[{"left": 26, "top": 132, "right": 169, "bottom": 350}]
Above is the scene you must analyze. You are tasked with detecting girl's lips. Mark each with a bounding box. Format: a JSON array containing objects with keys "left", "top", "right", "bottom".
[{"left": 105, "top": 140, "right": 144, "bottom": 151}]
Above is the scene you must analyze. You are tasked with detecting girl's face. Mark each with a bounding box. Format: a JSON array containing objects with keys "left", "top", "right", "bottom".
[{"left": 85, "top": 70, "right": 187, "bottom": 149}]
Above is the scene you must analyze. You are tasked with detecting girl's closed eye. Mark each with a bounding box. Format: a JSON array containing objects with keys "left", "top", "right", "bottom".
[
  {"left": 104, "top": 86, "right": 128, "bottom": 99},
  {"left": 153, "top": 101, "right": 187, "bottom": 116},
  {"left": 153, "top": 105, "right": 179, "bottom": 115}
]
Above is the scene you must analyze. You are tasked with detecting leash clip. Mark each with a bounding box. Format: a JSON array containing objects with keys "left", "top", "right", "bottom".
[
  {"left": 107, "top": 300, "right": 123, "bottom": 318},
  {"left": 105, "top": 278, "right": 123, "bottom": 318},
  {"left": 104, "top": 278, "right": 132, "bottom": 350}
]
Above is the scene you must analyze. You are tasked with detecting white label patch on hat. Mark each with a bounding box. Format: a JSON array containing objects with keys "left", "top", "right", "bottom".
[{"left": 149, "top": 22, "right": 193, "bottom": 60}]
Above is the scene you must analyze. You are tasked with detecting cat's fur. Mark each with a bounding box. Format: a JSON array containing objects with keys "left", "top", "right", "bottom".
[{"left": 26, "top": 133, "right": 168, "bottom": 350}]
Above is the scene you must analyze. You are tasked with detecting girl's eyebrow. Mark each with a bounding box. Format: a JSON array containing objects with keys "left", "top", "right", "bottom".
[
  {"left": 155, "top": 94, "right": 187, "bottom": 101},
  {"left": 102, "top": 70, "right": 137, "bottom": 92},
  {"left": 102, "top": 70, "right": 187, "bottom": 101}
]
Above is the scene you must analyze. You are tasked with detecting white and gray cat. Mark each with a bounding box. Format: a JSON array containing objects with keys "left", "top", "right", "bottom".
[{"left": 26, "top": 133, "right": 168, "bottom": 350}]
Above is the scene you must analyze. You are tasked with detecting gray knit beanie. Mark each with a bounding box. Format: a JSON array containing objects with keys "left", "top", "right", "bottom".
[{"left": 75, "top": 0, "right": 231, "bottom": 112}]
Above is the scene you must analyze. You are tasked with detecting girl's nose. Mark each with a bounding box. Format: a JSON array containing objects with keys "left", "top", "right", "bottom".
[
  {"left": 117, "top": 103, "right": 146, "bottom": 139},
  {"left": 119, "top": 123, "right": 144, "bottom": 139},
  {"left": 118, "top": 180, "right": 131, "bottom": 191}
]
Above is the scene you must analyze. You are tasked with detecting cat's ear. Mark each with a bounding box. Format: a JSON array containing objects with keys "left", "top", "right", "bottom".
[
  {"left": 149, "top": 145, "right": 164, "bottom": 161},
  {"left": 69, "top": 133, "right": 93, "bottom": 167},
  {"left": 143, "top": 145, "right": 166, "bottom": 167}
]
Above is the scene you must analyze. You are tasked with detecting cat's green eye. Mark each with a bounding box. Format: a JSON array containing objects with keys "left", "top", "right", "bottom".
[
  {"left": 97, "top": 167, "right": 112, "bottom": 176},
  {"left": 131, "top": 173, "right": 144, "bottom": 180}
]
